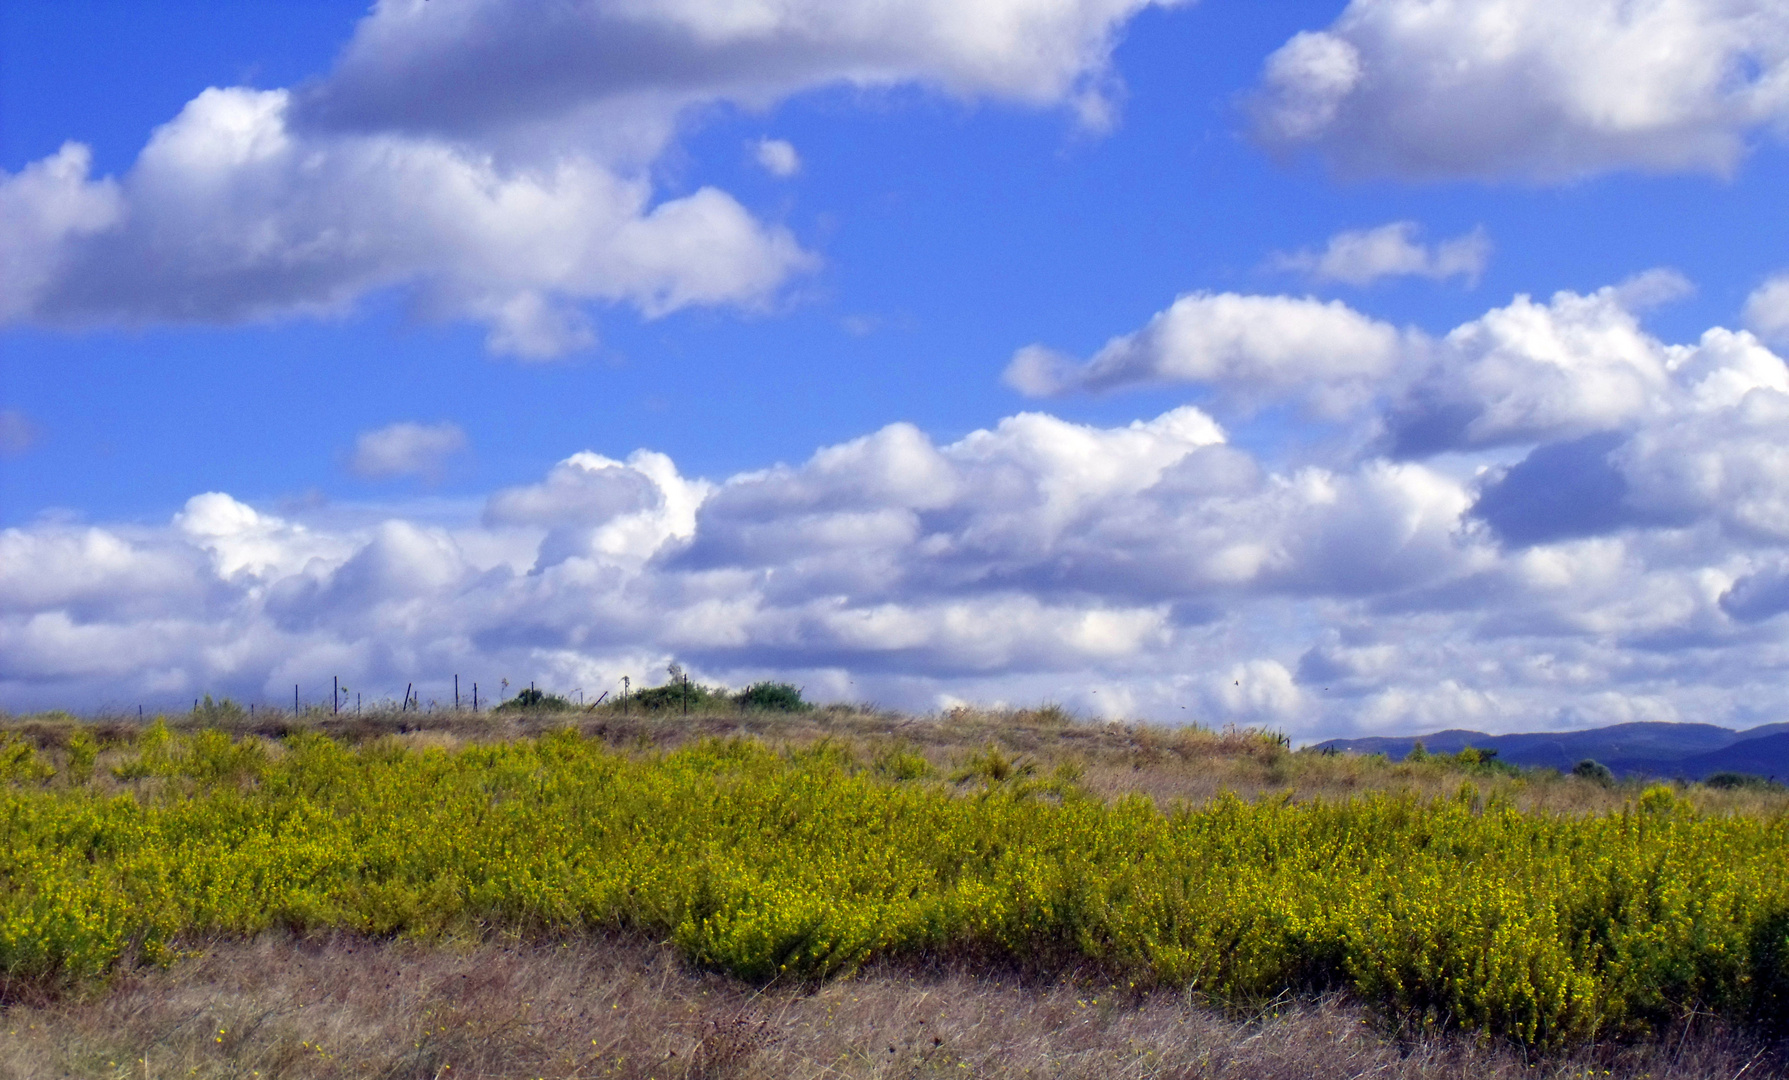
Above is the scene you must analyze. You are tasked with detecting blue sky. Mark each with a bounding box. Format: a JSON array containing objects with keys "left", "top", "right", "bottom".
[{"left": 6, "top": 0, "right": 1789, "bottom": 735}]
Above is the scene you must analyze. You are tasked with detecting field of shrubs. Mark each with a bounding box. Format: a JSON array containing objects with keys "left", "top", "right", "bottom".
[{"left": 2, "top": 705, "right": 1788, "bottom": 1063}]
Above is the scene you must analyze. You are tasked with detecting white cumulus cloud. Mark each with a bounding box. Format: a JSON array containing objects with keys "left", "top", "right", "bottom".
[
  {"left": 1012, "top": 275, "right": 1704, "bottom": 452},
  {"left": 1385, "top": 273, "right": 1703, "bottom": 455},
  {"left": 0, "top": 143, "right": 124, "bottom": 323},
  {"left": 0, "top": 89, "right": 812, "bottom": 357},
  {"left": 1252, "top": 0, "right": 1789, "bottom": 180},
  {"left": 1004, "top": 291, "right": 1412, "bottom": 417}
]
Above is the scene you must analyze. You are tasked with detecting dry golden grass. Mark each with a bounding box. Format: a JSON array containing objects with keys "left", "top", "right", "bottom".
[
  {"left": 7, "top": 702, "right": 1784, "bottom": 817},
  {"left": 1, "top": 933, "right": 1781, "bottom": 1080}
]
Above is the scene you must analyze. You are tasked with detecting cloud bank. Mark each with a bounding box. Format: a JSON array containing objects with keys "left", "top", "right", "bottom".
[
  {"left": 1252, "top": 0, "right": 1789, "bottom": 179},
  {"left": 13, "top": 279, "right": 1789, "bottom": 738}
]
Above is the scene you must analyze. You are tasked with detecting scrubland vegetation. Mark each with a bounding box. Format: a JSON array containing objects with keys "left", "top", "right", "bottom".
[{"left": 2, "top": 702, "right": 1788, "bottom": 1078}]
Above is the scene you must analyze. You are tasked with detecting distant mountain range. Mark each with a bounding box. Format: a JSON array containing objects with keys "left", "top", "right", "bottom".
[{"left": 1311, "top": 721, "right": 1789, "bottom": 782}]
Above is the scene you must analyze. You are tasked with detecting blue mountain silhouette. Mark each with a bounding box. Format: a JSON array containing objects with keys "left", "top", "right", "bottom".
[{"left": 1313, "top": 721, "right": 1789, "bottom": 781}]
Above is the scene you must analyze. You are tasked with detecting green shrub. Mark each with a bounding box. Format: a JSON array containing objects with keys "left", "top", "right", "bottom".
[
  {"left": 193, "top": 694, "right": 247, "bottom": 723},
  {"left": 64, "top": 731, "right": 97, "bottom": 785},
  {"left": 951, "top": 745, "right": 1036, "bottom": 786},
  {"left": 1705, "top": 771, "right": 1781, "bottom": 791},
  {"left": 629, "top": 681, "right": 729, "bottom": 712},
  {"left": 872, "top": 745, "right": 933, "bottom": 781},
  {"left": 735, "top": 682, "right": 809, "bottom": 711},
  {"left": 0, "top": 734, "right": 53, "bottom": 783},
  {"left": 1448, "top": 746, "right": 1521, "bottom": 776},
  {"left": 496, "top": 687, "right": 573, "bottom": 712},
  {"left": 1572, "top": 759, "right": 1615, "bottom": 785}
]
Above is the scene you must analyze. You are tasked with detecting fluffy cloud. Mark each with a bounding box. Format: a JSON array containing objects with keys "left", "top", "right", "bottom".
[
  {"left": 1252, "top": 0, "right": 1789, "bottom": 180},
  {"left": 2, "top": 0, "right": 1177, "bottom": 353},
  {"left": 0, "top": 89, "right": 811, "bottom": 357},
  {"left": 484, "top": 449, "right": 708, "bottom": 569},
  {"left": 1016, "top": 275, "right": 1703, "bottom": 453},
  {"left": 0, "top": 144, "right": 124, "bottom": 323},
  {"left": 349, "top": 422, "right": 470, "bottom": 481},
  {"left": 1004, "top": 292, "right": 1412, "bottom": 417},
  {"left": 1272, "top": 222, "right": 1490, "bottom": 287},
  {"left": 1385, "top": 279, "right": 1685, "bottom": 454}
]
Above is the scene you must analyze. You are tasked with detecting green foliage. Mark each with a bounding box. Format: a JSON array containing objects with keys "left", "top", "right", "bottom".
[
  {"left": 4, "top": 725, "right": 1789, "bottom": 1050},
  {"left": 872, "top": 745, "right": 933, "bottom": 781},
  {"left": 735, "top": 682, "right": 809, "bottom": 711},
  {"left": 110, "top": 717, "right": 173, "bottom": 779},
  {"left": 951, "top": 745, "right": 1037, "bottom": 786},
  {"left": 496, "top": 687, "right": 573, "bottom": 713},
  {"left": 1706, "top": 771, "right": 1782, "bottom": 791},
  {"left": 64, "top": 731, "right": 97, "bottom": 785},
  {"left": 630, "top": 680, "right": 729, "bottom": 712},
  {"left": 0, "top": 735, "right": 54, "bottom": 784},
  {"left": 1449, "top": 746, "right": 1519, "bottom": 776},
  {"left": 1573, "top": 759, "right": 1616, "bottom": 785},
  {"left": 192, "top": 695, "right": 247, "bottom": 723},
  {"left": 1407, "top": 743, "right": 1519, "bottom": 776}
]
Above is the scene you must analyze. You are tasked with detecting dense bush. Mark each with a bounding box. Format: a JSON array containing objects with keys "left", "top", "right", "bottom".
[
  {"left": 1573, "top": 759, "right": 1616, "bottom": 785},
  {"left": 628, "top": 681, "right": 730, "bottom": 712},
  {"left": 496, "top": 687, "right": 572, "bottom": 713},
  {"left": 734, "top": 682, "right": 809, "bottom": 712},
  {"left": 3, "top": 724, "right": 1789, "bottom": 1051},
  {"left": 1706, "top": 771, "right": 1782, "bottom": 791}
]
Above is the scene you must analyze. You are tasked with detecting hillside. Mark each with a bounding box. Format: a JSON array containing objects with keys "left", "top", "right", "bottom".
[{"left": 1314, "top": 720, "right": 1789, "bottom": 781}]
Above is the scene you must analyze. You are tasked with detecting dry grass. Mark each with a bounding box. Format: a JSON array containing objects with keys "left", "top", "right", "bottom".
[
  {"left": 7, "top": 703, "right": 1786, "bottom": 817},
  {"left": 1, "top": 933, "right": 1781, "bottom": 1080}
]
